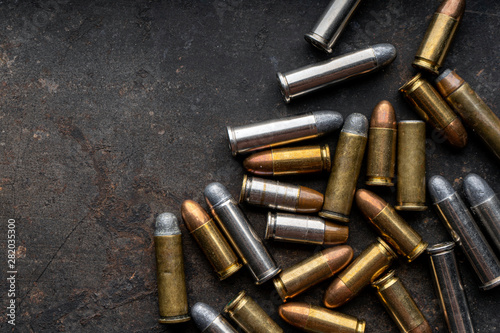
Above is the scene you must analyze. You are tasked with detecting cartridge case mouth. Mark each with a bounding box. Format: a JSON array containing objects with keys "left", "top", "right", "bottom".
[
  {"left": 273, "top": 278, "right": 288, "bottom": 302},
  {"left": 399, "top": 73, "right": 423, "bottom": 94},
  {"left": 319, "top": 210, "right": 350, "bottom": 223},
  {"left": 265, "top": 212, "right": 276, "bottom": 240},
  {"left": 158, "top": 314, "right": 191, "bottom": 324},
  {"left": 395, "top": 203, "right": 428, "bottom": 211},
  {"left": 304, "top": 32, "right": 332, "bottom": 53},
  {"left": 366, "top": 177, "right": 394, "bottom": 187},
  {"left": 277, "top": 72, "right": 291, "bottom": 103},
  {"left": 227, "top": 126, "right": 238, "bottom": 156},
  {"left": 255, "top": 266, "right": 282, "bottom": 285},
  {"left": 239, "top": 174, "right": 249, "bottom": 203},
  {"left": 480, "top": 275, "right": 500, "bottom": 291}
]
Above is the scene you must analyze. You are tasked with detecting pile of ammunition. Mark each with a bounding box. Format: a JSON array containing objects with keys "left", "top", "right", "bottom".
[{"left": 154, "top": 0, "right": 500, "bottom": 332}]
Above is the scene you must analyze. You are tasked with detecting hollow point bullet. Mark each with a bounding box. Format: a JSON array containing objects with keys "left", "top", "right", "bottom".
[{"left": 192, "top": 302, "right": 238, "bottom": 333}]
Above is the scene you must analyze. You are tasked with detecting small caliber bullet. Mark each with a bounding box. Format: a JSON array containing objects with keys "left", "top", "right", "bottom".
[{"left": 191, "top": 302, "right": 238, "bottom": 333}]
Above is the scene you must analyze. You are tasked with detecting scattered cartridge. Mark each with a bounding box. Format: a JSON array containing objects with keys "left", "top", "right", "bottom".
[
  {"left": 427, "top": 242, "right": 475, "bottom": 333},
  {"left": 304, "top": 0, "right": 363, "bottom": 53},
  {"left": 277, "top": 44, "right": 396, "bottom": 103},
  {"left": 366, "top": 100, "right": 397, "bottom": 186},
  {"left": 356, "top": 189, "right": 428, "bottom": 262},
  {"left": 204, "top": 183, "right": 281, "bottom": 284},
  {"left": 243, "top": 145, "right": 331, "bottom": 176},
  {"left": 396, "top": 121, "right": 427, "bottom": 211},
  {"left": 323, "top": 238, "right": 397, "bottom": 308},
  {"left": 320, "top": 113, "right": 368, "bottom": 222},
  {"left": 265, "top": 212, "right": 349, "bottom": 246},
  {"left": 428, "top": 175, "right": 500, "bottom": 290},
  {"left": 154, "top": 213, "right": 190, "bottom": 323},
  {"left": 400, "top": 73, "right": 467, "bottom": 148},
  {"left": 181, "top": 200, "right": 242, "bottom": 280},
  {"left": 192, "top": 302, "right": 238, "bottom": 333},
  {"left": 240, "top": 175, "right": 324, "bottom": 213},
  {"left": 224, "top": 291, "right": 284, "bottom": 333},
  {"left": 435, "top": 69, "right": 500, "bottom": 160},
  {"left": 227, "top": 111, "right": 343, "bottom": 156},
  {"left": 413, "top": 0, "right": 465, "bottom": 74},
  {"left": 372, "top": 270, "right": 432, "bottom": 333},
  {"left": 273, "top": 245, "right": 353, "bottom": 301},
  {"left": 279, "top": 303, "right": 365, "bottom": 333}
]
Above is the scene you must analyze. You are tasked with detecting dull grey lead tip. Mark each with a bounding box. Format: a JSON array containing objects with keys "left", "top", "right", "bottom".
[
  {"left": 313, "top": 111, "right": 344, "bottom": 133},
  {"left": 205, "top": 182, "right": 233, "bottom": 208},
  {"left": 463, "top": 173, "right": 496, "bottom": 207},
  {"left": 435, "top": 69, "right": 453, "bottom": 84},
  {"left": 155, "top": 212, "right": 181, "bottom": 236},
  {"left": 372, "top": 44, "right": 397, "bottom": 67},
  {"left": 428, "top": 175, "right": 456, "bottom": 204},
  {"left": 191, "top": 302, "right": 218, "bottom": 331},
  {"left": 341, "top": 113, "right": 368, "bottom": 137}
]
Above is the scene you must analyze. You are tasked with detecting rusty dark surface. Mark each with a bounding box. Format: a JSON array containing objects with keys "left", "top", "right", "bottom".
[{"left": 0, "top": 0, "right": 499, "bottom": 332}]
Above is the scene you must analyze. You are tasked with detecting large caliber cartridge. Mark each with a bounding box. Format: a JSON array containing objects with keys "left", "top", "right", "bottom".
[
  {"left": 227, "top": 111, "right": 343, "bottom": 156},
  {"left": 273, "top": 245, "right": 353, "bottom": 301},
  {"left": 192, "top": 302, "right": 238, "bottom": 333},
  {"left": 320, "top": 113, "right": 368, "bottom": 223},
  {"left": 154, "top": 213, "right": 190, "bottom": 323}
]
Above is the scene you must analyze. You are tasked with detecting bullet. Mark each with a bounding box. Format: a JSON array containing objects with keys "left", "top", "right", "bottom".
[
  {"left": 366, "top": 100, "right": 397, "bottom": 186},
  {"left": 428, "top": 175, "right": 500, "bottom": 290},
  {"left": 192, "top": 302, "right": 238, "bottom": 333},
  {"left": 154, "top": 213, "right": 190, "bottom": 323},
  {"left": 356, "top": 189, "right": 428, "bottom": 262},
  {"left": 205, "top": 183, "right": 281, "bottom": 285},
  {"left": 413, "top": 0, "right": 465, "bottom": 74},
  {"left": 240, "top": 175, "right": 324, "bottom": 213},
  {"left": 427, "top": 242, "right": 475, "bottom": 333},
  {"left": 372, "top": 270, "right": 432, "bottom": 333},
  {"left": 274, "top": 245, "right": 353, "bottom": 301},
  {"left": 304, "top": 0, "right": 363, "bottom": 53},
  {"left": 265, "top": 212, "right": 349, "bottom": 246},
  {"left": 320, "top": 113, "right": 368, "bottom": 222},
  {"left": 243, "top": 145, "right": 331, "bottom": 176},
  {"left": 181, "top": 200, "right": 242, "bottom": 280},
  {"left": 435, "top": 69, "right": 500, "bottom": 160},
  {"left": 323, "top": 238, "right": 397, "bottom": 308},
  {"left": 227, "top": 111, "right": 343, "bottom": 156},
  {"left": 224, "top": 291, "right": 284, "bottom": 333},
  {"left": 400, "top": 73, "right": 467, "bottom": 148},
  {"left": 279, "top": 303, "right": 365, "bottom": 333},
  {"left": 277, "top": 44, "right": 396, "bottom": 103},
  {"left": 396, "top": 121, "right": 427, "bottom": 211},
  {"left": 463, "top": 174, "right": 500, "bottom": 254}
]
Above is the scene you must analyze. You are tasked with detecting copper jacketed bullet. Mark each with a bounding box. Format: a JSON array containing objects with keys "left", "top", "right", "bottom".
[
  {"left": 273, "top": 245, "right": 353, "bottom": 301},
  {"left": 243, "top": 145, "right": 331, "bottom": 176},
  {"left": 279, "top": 303, "right": 365, "bottom": 333},
  {"left": 366, "top": 101, "right": 397, "bottom": 186},
  {"left": 181, "top": 200, "right": 242, "bottom": 280},
  {"left": 192, "top": 302, "right": 238, "bottom": 333}
]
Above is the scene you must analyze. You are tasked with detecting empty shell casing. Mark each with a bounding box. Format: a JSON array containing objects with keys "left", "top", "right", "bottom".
[
  {"left": 323, "top": 238, "right": 398, "bottom": 308},
  {"left": 413, "top": 0, "right": 465, "bottom": 74},
  {"left": 400, "top": 73, "right": 467, "bottom": 148},
  {"left": 227, "top": 111, "right": 343, "bottom": 156},
  {"left": 435, "top": 69, "right": 500, "bottom": 160},
  {"left": 192, "top": 302, "right": 238, "bottom": 333},
  {"left": 154, "top": 213, "right": 190, "bottom": 323},
  {"left": 279, "top": 303, "right": 365, "bottom": 333},
  {"left": 366, "top": 101, "right": 397, "bottom": 187},
  {"left": 243, "top": 145, "right": 331, "bottom": 176},
  {"left": 396, "top": 121, "right": 427, "bottom": 211},
  {"left": 372, "top": 270, "right": 432, "bottom": 333},
  {"left": 205, "top": 183, "right": 281, "bottom": 285},
  {"left": 429, "top": 176, "right": 500, "bottom": 290},
  {"left": 427, "top": 242, "right": 475, "bottom": 333},
  {"left": 265, "top": 212, "right": 349, "bottom": 246},
  {"left": 321, "top": 113, "right": 368, "bottom": 223},
  {"left": 240, "top": 175, "right": 324, "bottom": 213},
  {"left": 273, "top": 245, "right": 353, "bottom": 301},
  {"left": 277, "top": 44, "right": 396, "bottom": 103},
  {"left": 224, "top": 291, "right": 284, "bottom": 333},
  {"left": 304, "top": 0, "right": 363, "bottom": 53}
]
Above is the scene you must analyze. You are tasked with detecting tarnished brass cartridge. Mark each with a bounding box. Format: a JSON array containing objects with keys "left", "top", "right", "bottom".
[
  {"left": 366, "top": 101, "right": 397, "bottom": 186},
  {"left": 279, "top": 303, "right": 365, "bottom": 333},
  {"left": 240, "top": 175, "right": 324, "bottom": 213},
  {"left": 224, "top": 291, "right": 284, "bottom": 333},
  {"left": 243, "top": 145, "right": 331, "bottom": 176},
  {"left": 323, "top": 238, "right": 398, "bottom": 308},
  {"left": 273, "top": 245, "right": 353, "bottom": 301},
  {"left": 181, "top": 200, "right": 242, "bottom": 280},
  {"left": 192, "top": 302, "right": 238, "bottom": 333},
  {"left": 265, "top": 212, "right": 349, "bottom": 246},
  {"left": 400, "top": 73, "right": 467, "bottom": 148},
  {"left": 320, "top": 113, "right": 368, "bottom": 222},
  {"left": 372, "top": 270, "right": 432, "bottom": 333},
  {"left": 154, "top": 213, "right": 190, "bottom": 323},
  {"left": 356, "top": 189, "right": 428, "bottom": 262},
  {"left": 436, "top": 69, "right": 500, "bottom": 160},
  {"left": 396, "top": 121, "right": 427, "bottom": 211},
  {"left": 413, "top": 0, "right": 465, "bottom": 74}
]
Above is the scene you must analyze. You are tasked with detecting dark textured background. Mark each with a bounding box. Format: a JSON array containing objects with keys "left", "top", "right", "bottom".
[{"left": 0, "top": 0, "right": 499, "bottom": 332}]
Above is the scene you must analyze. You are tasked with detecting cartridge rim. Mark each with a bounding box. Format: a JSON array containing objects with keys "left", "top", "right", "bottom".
[
  {"left": 480, "top": 275, "right": 500, "bottom": 291},
  {"left": 321, "top": 144, "right": 332, "bottom": 172},
  {"left": 356, "top": 319, "right": 366, "bottom": 333},
  {"left": 158, "top": 314, "right": 191, "bottom": 324},
  {"left": 366, "top": 177, "right": 394, "bottom": 187},
  {"left": 412, "top": 58, "right": 439, "bottom": 75},
  {"left": 224, "top": 290, "right": 248, "bottom": 314},
  {"left": 371, "top": 269, "right": 397, "bottom": 290},
  {"left": 273, "top": 277, "right": 288, "bottom": 302},
  {"left": 255, "top": 266, "right": 282, "bottom": 285},
  {"left": 239, "top": 174, "right": 249, "bottom": 203},
  {"left": 265, "top": 212, "right": 276, "bottom": 240},
  {"left": 399, "top": 73, "right": 423, "bottom": 94},
  {"left": 407, "top": 241, "right": 428, "bottom": 262},
  {"left": 395, "top": 204, "right": 428, "bottom": 211},
  {"left": 318, "top": 210, "right": 350, "bottom": 223},
  {"left": 227, "top": 126, "right": 238, "bottom": 156},
  {"left": 218, "top": 262, "right": 244, "bottom": 281},
  {"left": 304, "top": 32, "right": 332, "bottom": 53},
  {"left": 426, "top": 241, "right": 455, "bottom": 255},
  {"left": 277, "top": 72, "right": 291, "bottom": 103},
  {"left": 376, "top": 237, "right": 398, "bottom": 260}
]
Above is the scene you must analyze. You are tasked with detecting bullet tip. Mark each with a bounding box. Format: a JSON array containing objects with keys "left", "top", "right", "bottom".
[
  {"left": 204, "top": 182, "right": 233, "bottom": 208},
  {"left": 323, "top": 278, "right": 353, "bottom": 308},
  {"left": 278, "top": 302, "right": 310, "bottom": 328},
  {"left": 444, "top": 118, "right": 468, "bottom": 148},
  {"left": 155, "top": 212, "right": 181, "bottom": 236},
  {"left": 191, "top": 302, "right": 218, "bottom": 331},
  {"left": 428, "top": 175, "right": 456, "bottom": 203},
  {"left": 372, "top": 43, "right": 397, "bottom": 67},
  {"left": 181, "top": 200, "right": 211, "bottom": 231},
  {"left": 463, "top": 173, "right": 495, "bottom": 207},
  {"left": 313, "top": 111, "right": 344, "bottom": 133},
  {"left": 370, "top": 100, "right": 396, "bottom": 129},
  {"left": 342, "top": 113, "right": 368, "bottom": 137},
  {"left": 355, "top": 189, "right": 387, "bottom": 219}
]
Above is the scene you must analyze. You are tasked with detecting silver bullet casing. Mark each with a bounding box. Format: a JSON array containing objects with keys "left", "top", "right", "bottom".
[
  {"left": 205, "top": 182, "right": 281, "bottom": 285},
  {"left": 192, "top": 303, "right": 238, "bottom": 333}
]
